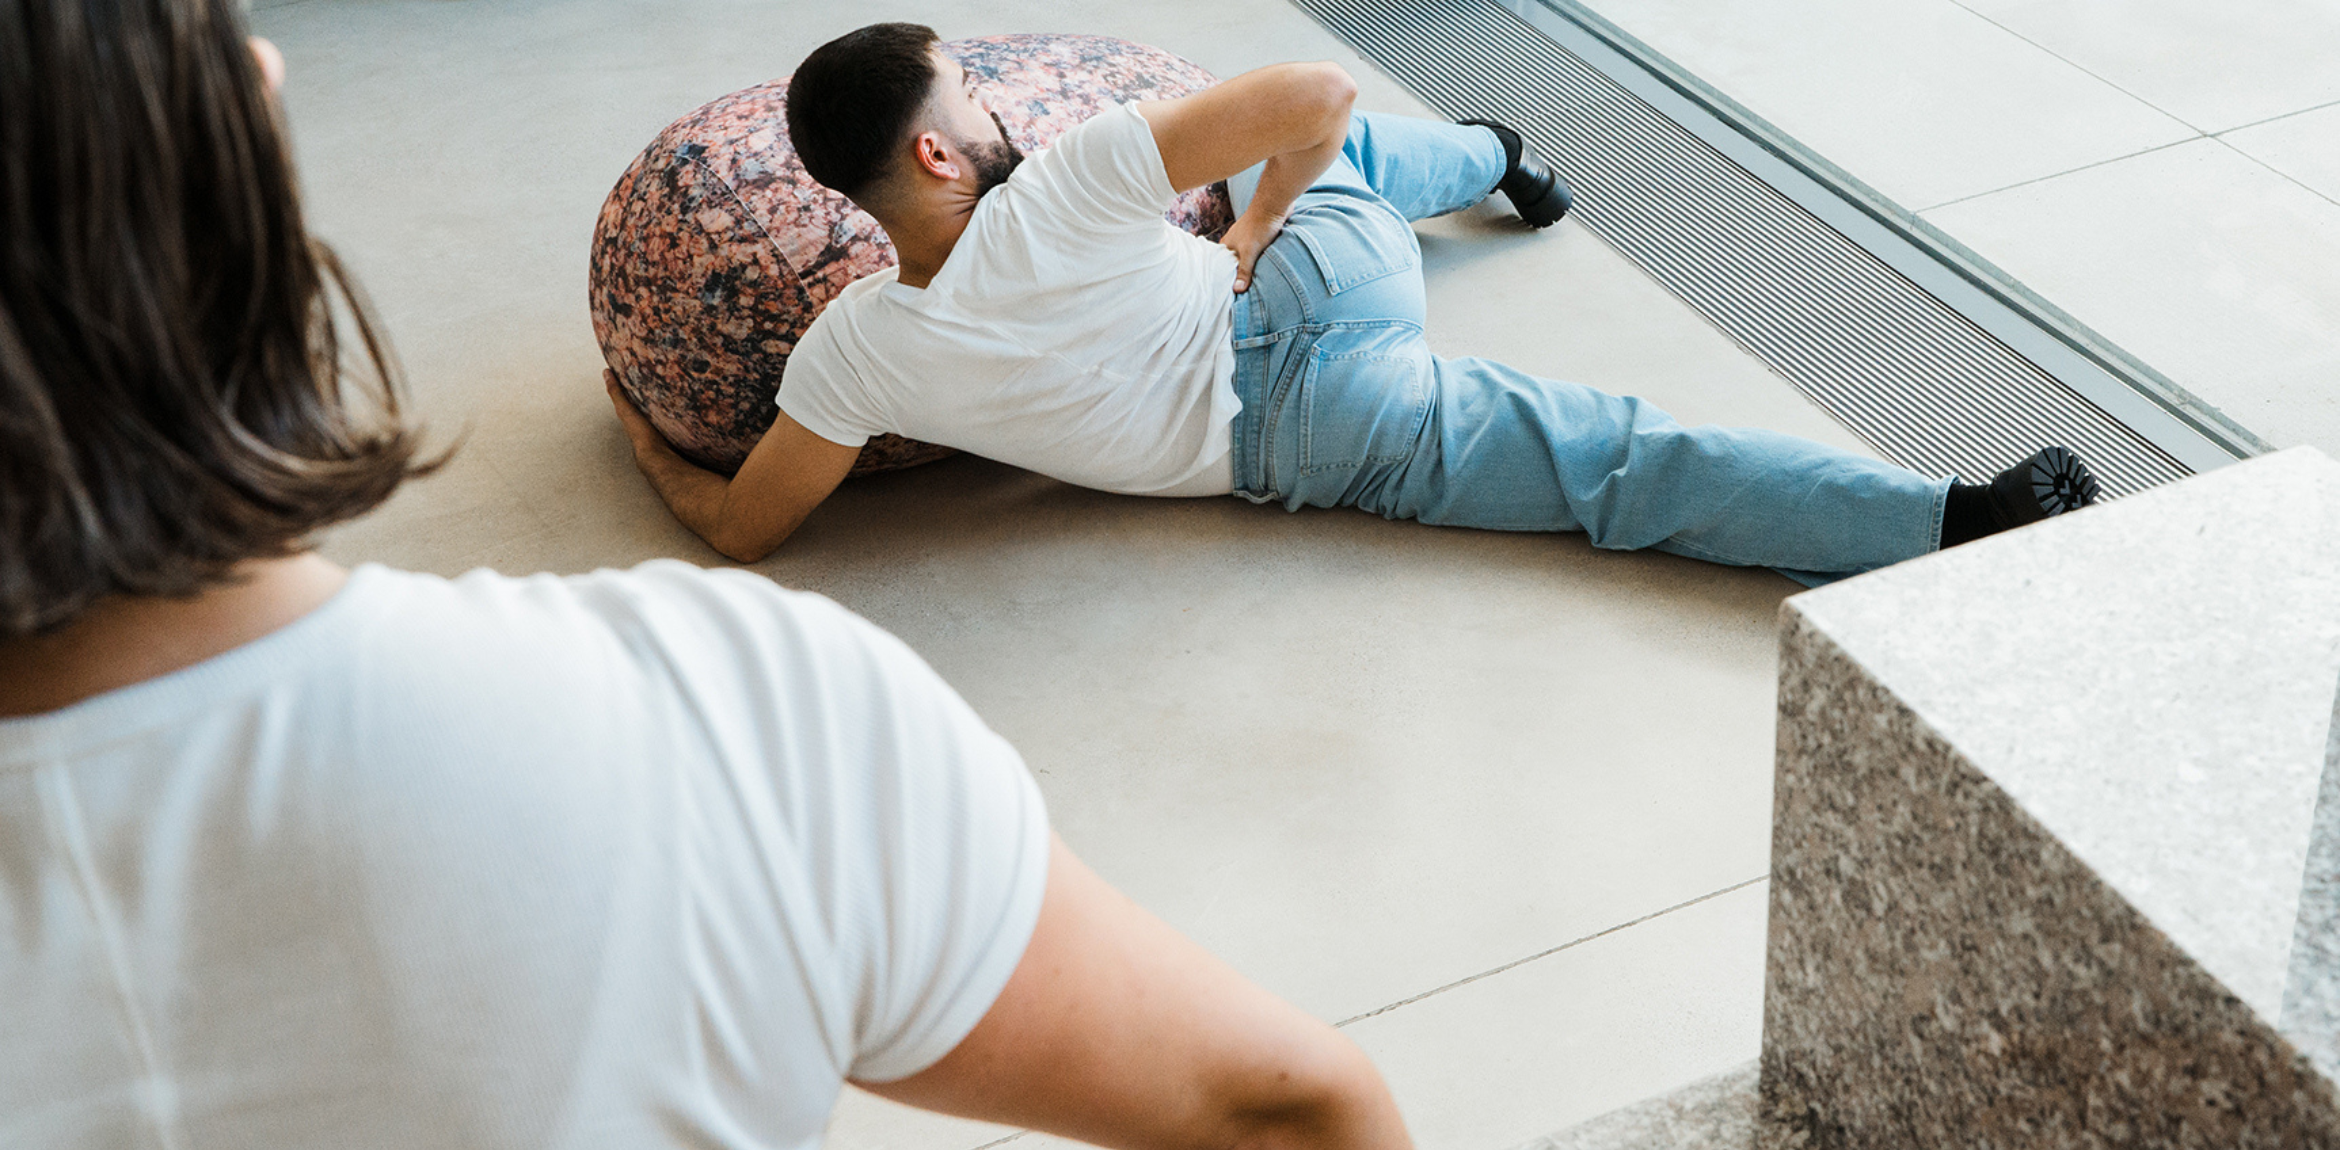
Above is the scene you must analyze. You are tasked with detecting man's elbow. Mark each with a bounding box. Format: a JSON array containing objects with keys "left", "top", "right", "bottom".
[
  {"left": 1308, "top": 62, "right": 1358, "bottom": 125},
  {"left": 708, "top": 524, "right": 783, "bottom": 565},
  {"left": 713, "top": 541, "right": 773, "bottom": 565}
]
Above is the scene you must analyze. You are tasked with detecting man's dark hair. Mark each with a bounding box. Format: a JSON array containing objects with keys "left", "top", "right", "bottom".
[
  {"left": 0, "top": 0, "right": 436, "bottom": 638},
  {"left": 785, "top": 22, "right": 943, "bottom": 202}
]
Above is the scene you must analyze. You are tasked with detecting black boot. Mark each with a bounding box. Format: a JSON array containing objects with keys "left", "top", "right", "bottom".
[
  {"left": 1458, "top": 118, "right": 1572, "bottom": 228},
  {"left": 1939, "top": 446, "right": 2104, "bottom": 548}
]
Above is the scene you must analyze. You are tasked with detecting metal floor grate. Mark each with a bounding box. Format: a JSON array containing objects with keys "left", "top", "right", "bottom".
[{"left": 1293, "top": 0, "right": 2243, "bottom": 495}]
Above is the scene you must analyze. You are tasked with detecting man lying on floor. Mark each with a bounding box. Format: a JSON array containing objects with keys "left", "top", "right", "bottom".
[{"left": 608, "top": 21, "right": 2102, "bottom": 581}]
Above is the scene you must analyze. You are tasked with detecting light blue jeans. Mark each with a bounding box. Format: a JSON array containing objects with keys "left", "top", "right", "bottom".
[{"left": 1226, "top": 113, "right": 1948, "bottom": 581}]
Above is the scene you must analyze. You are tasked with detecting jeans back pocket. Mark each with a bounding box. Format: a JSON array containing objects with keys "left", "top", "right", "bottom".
[{"left": 1298, "top": 341, "right": 1433, "bottom": 480}]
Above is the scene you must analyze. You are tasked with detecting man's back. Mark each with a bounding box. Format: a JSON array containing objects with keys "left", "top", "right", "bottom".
[
  {"left": 0, "top": 562, "right": 1046, "bottom": 1150},
  {"left": 778, "top": 103, "right": 1244, "bottom": 498}
]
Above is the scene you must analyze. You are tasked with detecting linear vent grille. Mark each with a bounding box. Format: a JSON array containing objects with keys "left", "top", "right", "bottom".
[{"left": 1294, "top": 0, "right": 2192, "bottom": 494}]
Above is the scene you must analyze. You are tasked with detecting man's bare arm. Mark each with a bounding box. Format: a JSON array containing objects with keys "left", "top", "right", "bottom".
[
  {"left": 860, "top": 835, "right": 1412, "bottom": 1150},
  {"left": 1137, "top": 62, "right": 1358, "bottom": 291},
  {"left": 1137, "top": 61, "right": 1357, "bottom": 195},
  {"left": 607, "top": 373, "right": 857, "bottom": 563}
]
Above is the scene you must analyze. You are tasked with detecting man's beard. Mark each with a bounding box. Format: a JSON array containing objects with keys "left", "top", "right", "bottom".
[{"left": 961, "top": 111, "right": 1025, "bottom": 198}]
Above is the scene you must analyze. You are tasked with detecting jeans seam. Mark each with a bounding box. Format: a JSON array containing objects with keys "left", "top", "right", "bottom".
[
  {"left": 1925, "top": 475, "right": 1951, "bottom": 554},
  {"left": 1263, "top": 245, "right": 1316, "bottom": 326},
  {"left": 1295, "top": 349, "right": 1318, "bottom": 479},
  {"left": 1657, "top": 537, "right": 1759, "bottom": 567},
  {"left": 1256, "top": 332, "right": 1320, "bottom": 497}
]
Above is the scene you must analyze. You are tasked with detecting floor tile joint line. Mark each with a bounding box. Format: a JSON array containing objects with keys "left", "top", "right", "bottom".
[
  {"left": 2215, "top": 95, "right": 2340, "bottom": 138},
  {"left": 2207, "top": 135, "right": 2340, "bottom": 214},
  {"left": 1916, "top": 135, "right": 2199, "bottom": 213},
  {"left": 1331, "top": 873, "right": 1770, "bottom": 1028},
  {"left": 1937, "top": 0, "right": 2205, "bottom": 136}
]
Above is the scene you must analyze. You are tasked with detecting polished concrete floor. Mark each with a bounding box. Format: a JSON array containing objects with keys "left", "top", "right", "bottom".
[
  {"left": 1588, "top": 0, "right": 2340, "bottom": 460},
  {"left": 254, "top": 0, "right": 1896, "bottom": 1146}
]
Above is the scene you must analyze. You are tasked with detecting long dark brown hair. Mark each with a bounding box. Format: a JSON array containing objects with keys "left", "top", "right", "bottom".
[{"left": 0, "top": 0, "right": 435, "bottom": 638}]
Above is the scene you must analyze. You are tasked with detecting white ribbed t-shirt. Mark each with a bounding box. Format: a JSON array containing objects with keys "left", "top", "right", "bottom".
[
  {"left": 0, "top": 561, "right": 1049, "bottom": 1150},
  {"left": 779, "top": 102, "right": 1243, "bottom": 497}
]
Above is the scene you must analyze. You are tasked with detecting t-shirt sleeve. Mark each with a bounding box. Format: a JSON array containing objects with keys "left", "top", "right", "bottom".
[
  {"left": 806, "top": 603, "right": 1052, "bottom": 1082},
  {"left": 776, "top": 313, "right": 883, "bottom": 449},
  {"left": 584, "top": 561, "right": 1051, "bottom": 1084},
  {"left": 1020, "top": 101, "right": 1180, "bottom": 233}
]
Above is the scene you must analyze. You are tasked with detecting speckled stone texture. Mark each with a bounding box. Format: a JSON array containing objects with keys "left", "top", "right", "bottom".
[
  {"left": 1522, "top": 1062, "right": 1757, "bottom": 1150},
  {"left": 1762, "top": 447, "right": 2340, "bottom": 1149},
  {"left": 2281, "top": 679, "right": 2340, "bottom": 1078}
]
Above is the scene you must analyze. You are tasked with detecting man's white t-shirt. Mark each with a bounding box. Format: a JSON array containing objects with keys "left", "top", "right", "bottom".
[
  {"left": 0, "top": 562, "right": 1049, "bottom": 1149},
  {"left": 780, "top": 102, "right": 1243, "bottom": 498}
]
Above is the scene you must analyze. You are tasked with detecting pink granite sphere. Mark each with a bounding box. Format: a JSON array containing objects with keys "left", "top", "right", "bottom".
[{"left": 589, "top": 33, "right": 1235, "bottom": 477}]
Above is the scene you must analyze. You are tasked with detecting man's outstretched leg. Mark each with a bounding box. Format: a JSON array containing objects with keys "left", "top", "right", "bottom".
[
  {"left": 1233, "top": 326, "right": 2100, "bottom": 578},
  {"left": 1227, "top": 110, "right": 2096, "bottom": 579},
  {"left": 1243, "top": 336, "right": 1944, "bottom": 574}
]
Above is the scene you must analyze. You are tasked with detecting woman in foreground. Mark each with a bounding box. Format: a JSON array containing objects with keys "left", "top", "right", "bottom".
[{"left": 0, "top": 3, "right": 1410, "bottom": 1147}]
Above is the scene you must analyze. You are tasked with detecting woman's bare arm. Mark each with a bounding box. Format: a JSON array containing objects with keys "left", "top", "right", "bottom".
[{"left": 860, "top": 835, "right": 1413, "bottom": 1150}]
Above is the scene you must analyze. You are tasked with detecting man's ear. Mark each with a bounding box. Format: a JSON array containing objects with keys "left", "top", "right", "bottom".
[{"left": 909, "top": 129, "right": 961, "bottom": 183}]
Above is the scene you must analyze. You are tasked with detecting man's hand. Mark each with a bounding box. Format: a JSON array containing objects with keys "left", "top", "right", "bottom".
[
  {"left": 1137, "top": 63, "right": 1354, "bottom": 297},
  {"left": 1221, "top": 208, "right": 1286, "bottom": 294},
  {"left": 604, "top": 369, "right": 857, "bottom": 563},
  {"left": 608, "top": 371, "right": 684, "bottom": 476}
]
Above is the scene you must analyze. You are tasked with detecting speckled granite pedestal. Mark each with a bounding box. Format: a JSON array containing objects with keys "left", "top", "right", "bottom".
[
  {"left": 1519, "top": 1062, "right": 1759, "bottom": 1150},
  {"left": 1763, "top": 447, "right": 2340, "bottom": 1149}
]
